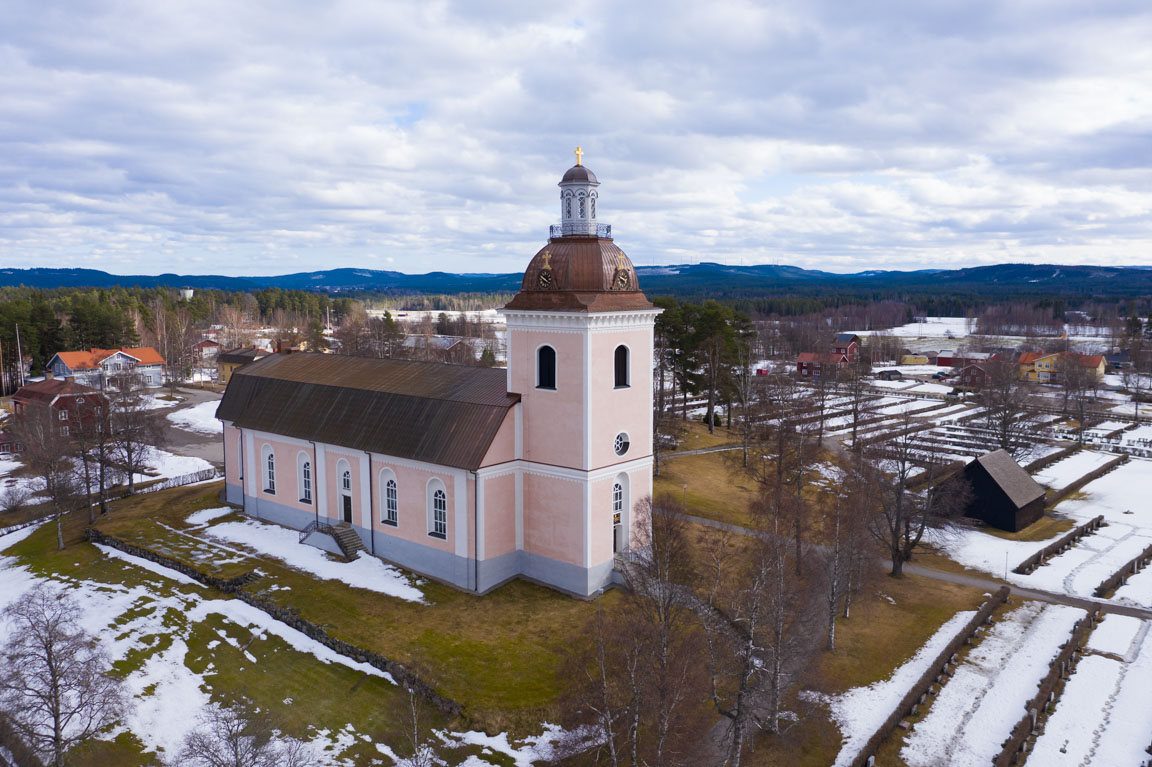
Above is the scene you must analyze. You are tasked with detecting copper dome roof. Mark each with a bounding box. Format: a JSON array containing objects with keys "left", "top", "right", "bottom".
[
  {"left": 504, "top": 236, "right": 653, "bottom": 312},
  {"left": 561, "top": 164, "right": 598, "bottom": 184}
]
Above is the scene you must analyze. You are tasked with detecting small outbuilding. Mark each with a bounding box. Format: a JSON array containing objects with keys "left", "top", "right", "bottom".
[{"left": 961, "top": 449, "right": 1046, "bottom": 532}]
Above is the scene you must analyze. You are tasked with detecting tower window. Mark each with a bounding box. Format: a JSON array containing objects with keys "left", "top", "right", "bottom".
[
  {"left": 578, "top": 195, "right": 585, "bottom": 218},
  {"left": 537, "top": 345, "right": 557, "bottom": 390},
  {"left": 614, "top": 345, "right": 629, "bottom": 388},
  {"left": 566, "top": 196, "right": 572, "bottom": 218},
  {"left": 591, "top": 195, "right": 596, "bottom": 218}
]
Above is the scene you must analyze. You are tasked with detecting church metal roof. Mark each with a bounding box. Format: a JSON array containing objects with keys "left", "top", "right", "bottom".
[
  {"left": 504, "top": 236, "right": 654, "bottom": 312},
  {"left": 216, "top": 353, "right": 519, "bottom": 470}
]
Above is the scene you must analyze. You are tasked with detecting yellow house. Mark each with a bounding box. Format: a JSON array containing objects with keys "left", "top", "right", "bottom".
[
  {"left": 216, "top": 347, "right": 270, "bottom": 385},
  {"left": 901, "top": 354, "right": 930, "bottom": 365},
  {"left": 1018, "top": 351, "right": 1106, "bottom": 383}
]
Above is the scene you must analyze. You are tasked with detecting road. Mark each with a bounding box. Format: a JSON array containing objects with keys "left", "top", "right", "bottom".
[{"left": 162, "top": 387, "right": 224, "bottom": 467}]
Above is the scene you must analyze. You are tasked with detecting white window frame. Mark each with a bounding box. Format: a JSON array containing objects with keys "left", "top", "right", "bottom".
[
  {"left": 379, "top": 468, "right": 398, "bottom": 526},
  {"left": 261, "top": 444, "right": 276, "bottom": 494},
  {"left": 298, "top": 452, "right": 312, "bottom": 504},
  {"left": 427, "top": 478, "right": 447, "bottom": 539}
]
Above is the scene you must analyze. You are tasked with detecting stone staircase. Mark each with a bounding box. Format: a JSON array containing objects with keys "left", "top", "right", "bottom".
[{"left": 330, "top": 522, "right": 367, "bottom": 559}]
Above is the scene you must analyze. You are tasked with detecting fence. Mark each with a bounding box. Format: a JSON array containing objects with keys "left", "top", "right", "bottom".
[
  {"left": 1093, "top": 541, "right": 1152, "bottom": 598},
  {"left": 1046, "top": 453, "right": 1129, "bottom": 507},
  {"left": 848, "top": 587, "right": 1010, "bottom": 767},
  {"left": 1012, "top": 516, "right": 1104, "bottom": 575},
  {"left": 992, "top": 610, "right": 1098, "bottom": 767},
  {"left": 1023, "top": 444, "right": 1081, "bottom": 474}
]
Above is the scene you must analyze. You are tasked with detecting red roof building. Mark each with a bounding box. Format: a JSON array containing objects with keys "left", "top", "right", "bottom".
[
  {"left": 46, "top": 347, "right": 166, "bottom": 389},
  {"left": 11, "top": 375, "right": 107, "bottom": 442}
]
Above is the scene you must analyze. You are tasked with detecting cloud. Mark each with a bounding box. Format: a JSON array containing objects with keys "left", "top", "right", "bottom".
[{"left": 1, "top": 0, "right": 1151, "bottom": 275}]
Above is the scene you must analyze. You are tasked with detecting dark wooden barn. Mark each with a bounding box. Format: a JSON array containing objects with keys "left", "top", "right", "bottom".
[{"left": 961, "top": 449, "right": 1046, "bottom": 532}]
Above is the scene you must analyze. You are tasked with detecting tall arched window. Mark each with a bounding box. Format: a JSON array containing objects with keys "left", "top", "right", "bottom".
[
  {"left": 578, "top": 194, "right": 586, "bottom": 218},
  {"left": 428, "top": 480, "right": 448, "bottom": 539},
  {"left": 262, "top": 445, "right": 275, "bottom": 494},
  {"left": 298, "top": 453, "right": 312, "bottom": 504},
  {"left": 385, "top": 479, "right": 398, "bottom": 525},
  {"left": 614, "top": 345, "right": 630, "bottom": 388},
  {"left": 337, "top": 459, "right": 353, "bottom": 524},
  {"left": 612, "top": 482, "right": 623, "bottom": 553},
  {"left": 590, "top": 193, "right": 597, "bottom": 218},
  {"left": 565, "top": 195, "right": 573, "bottom": 218},
  {"left": 537, "top": 345, "right": 556, "bottom": 390}
]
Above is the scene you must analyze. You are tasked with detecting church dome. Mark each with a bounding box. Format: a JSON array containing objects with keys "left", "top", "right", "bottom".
[
  {"left": 504, "top": 237, "right": 652, "bottom": 312},
  {"left": 561, "top": 164, "right": 598, "bottom": 184}
]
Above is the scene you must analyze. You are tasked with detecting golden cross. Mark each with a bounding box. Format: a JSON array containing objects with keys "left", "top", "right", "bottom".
[
  {"left": 542, "top": 251, "right": 552, "bottom": 269},
  {"left": 574, "top": 146, "right": 583, "bottom": 166},
  {"left": 617, "top": 254, "right": 626, "bottom": 268}
]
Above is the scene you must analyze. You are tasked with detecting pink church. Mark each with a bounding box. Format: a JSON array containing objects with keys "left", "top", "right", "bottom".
[{"left": 217, "top": 157, "right": 659, "bottom": 597}]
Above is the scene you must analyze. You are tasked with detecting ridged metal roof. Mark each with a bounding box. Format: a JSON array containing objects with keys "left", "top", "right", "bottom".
[
  {"left": 972, "top": 449, "right": 1046, "bottom": 509},
  {"left": 216, "top": 353, "right": 518, "bottom": 470}
]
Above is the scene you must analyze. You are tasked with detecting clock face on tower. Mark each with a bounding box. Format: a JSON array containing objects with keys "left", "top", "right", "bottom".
[
  {"left": 537, "top": 269, "right": 554, "bottom": 289},
  {"left": 613, "top": 268, "right": 630, "bottom": 290}
]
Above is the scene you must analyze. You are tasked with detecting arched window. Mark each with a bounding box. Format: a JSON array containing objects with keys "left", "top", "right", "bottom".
[
  {"left": 385, "top": 479, "right": 398, "bottom": 525},
  {"left": 614, "top": 345, "right": 629, "bottom": 388},
  {"left": 537, "top": 345, "right": 556, "bottom": 390},
  {"left": 262, "top": 445, "right": 275, "bottom": 493},
  {"left": 428, "top": 479, "right": 448, "bottom": 539},
  {"left": 578, "top": 194, "right": 586, "bottom": 218},
  {"left": 380, "top": 468, "right": 398, "bottom": 526},
  {"left": 336, "top": 459, "right": 353, "bottom": 523},
  {"left": 612, "top": 482, "right": 623, "bottom": 553},
  {"left": 565, "top": 195, "right": 572, "bottom": 218},
  {"left": 590, "top": 193, "right": 596, "bottom": 218},
  {"left": 298, "top": 453, "right": 312, "bottom": 504}
]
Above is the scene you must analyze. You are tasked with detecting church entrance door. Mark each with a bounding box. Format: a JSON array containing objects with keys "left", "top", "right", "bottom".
[{"left": 341, "top": 495, "right": 352, "bottom": 524}]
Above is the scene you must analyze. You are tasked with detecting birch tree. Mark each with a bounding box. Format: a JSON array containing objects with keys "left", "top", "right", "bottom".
[{"left": 0, "top": 585, "right": 125, "bottom": 767}]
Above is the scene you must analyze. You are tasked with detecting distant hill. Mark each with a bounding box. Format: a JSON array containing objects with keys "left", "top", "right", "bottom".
[{"left": 3, "top": 262, "right": 1152, "bottom": 298}]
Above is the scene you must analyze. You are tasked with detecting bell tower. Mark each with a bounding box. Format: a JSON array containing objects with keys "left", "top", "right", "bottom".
[{"left": 502, "top": 151, "right": 661, "bottom": 596}]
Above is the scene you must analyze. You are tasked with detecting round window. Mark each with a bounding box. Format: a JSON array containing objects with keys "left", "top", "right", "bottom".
[{"left": 614, "top": 432, "right": 630, "bottom": 456}]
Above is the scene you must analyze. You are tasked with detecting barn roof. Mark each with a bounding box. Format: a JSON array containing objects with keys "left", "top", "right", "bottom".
[
  {"left": 215, "top": 353, "right": 519, "bottom": 471},
  {"left": 970, "top": 449, "right": 1046, "bottom": 509}
]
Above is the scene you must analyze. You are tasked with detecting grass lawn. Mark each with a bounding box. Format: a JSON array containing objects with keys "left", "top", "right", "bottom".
[
  {"left": 745, "top": 569, "right": 991, "bottom": 767},
  {"left": 982, "top": 514, "right": 1076, "bottom": 543},
  {"left": 4, "top": 492, "right": 445, "bottom": 766},
  {"left": 87, "top": 482, "right": 613, "bottom": 735},
  {"left": 655, "top": 448, "right": 845, "bottom": 533}
]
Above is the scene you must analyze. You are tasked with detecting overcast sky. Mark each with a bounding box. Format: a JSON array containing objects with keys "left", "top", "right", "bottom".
[{"left": 3, "top": 0, "right": 1152, "bottom": 276}]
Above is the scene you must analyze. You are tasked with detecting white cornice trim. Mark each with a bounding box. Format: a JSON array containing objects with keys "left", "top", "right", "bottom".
[{"left": 502, "top": 308, "right": 661, "bottom": 332}]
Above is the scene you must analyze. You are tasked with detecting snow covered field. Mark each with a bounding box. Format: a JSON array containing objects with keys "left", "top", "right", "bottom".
[
  {"left": 1114, "top": 564, "right": 1152, "bottom": 608},
  {"left": 1028, "top": 616, "right": 1152, "bottom": 766},
  {"left": 1031, "top": 449, "right": 1117, "bottom": 489},
  {"left": 946, "top": 458, "right": 1152, "bottom": 602},
  {"left": 822, "top": 610, "right": 977, "bottom": 767},
  {"left": 204, "top": 515, "right": 427, "bottom": 603},
  {"left": 900, "top": 602, "right": 1085, "bottom": 767},
  {"left": 0, "top": 520, "right": 570, "bottom": 765},
  {"left": 167, "top": 400, "right": 222, "bottom": 435},
  {"left": 847, "top": 317, "right": 974, "bottom": 339},
  {"left": 135, "top": 447, "right": 213, "bottom": 483}
]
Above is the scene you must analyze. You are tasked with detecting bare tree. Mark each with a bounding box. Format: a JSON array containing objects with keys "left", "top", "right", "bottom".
[
  {"left": 837, "top": 360, "right": 874, "bottom": 451},
  {"left": 1059, "top": 356, "right": 1101, "bottom": 444},
  {"left": 107, "top": 374, "right": 165, "bottom": 496},
  {"left": 863, "top": 420, "right": 969, "bottom": 576},
  {"left": 981, "top": 358, "right": 1039, "bottom": 460},
  {"left": 563, "top": 496, "right": 707, "bottom": 767},
  {"left": 0, "top": 585, "right": 125, "bottom": 767},
  {"left": 177, "top": 699, "right": 308, "bottom": 767},
  {"left": 699, "top": 525, "right": 819, "bottom": 766},
  {"left": 815, "top": 483, "right": 873, "bottom": 651},
  {"left": 11, "top": 407, "right": 78, "bottom": 550}
]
